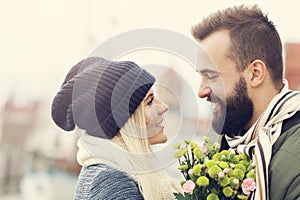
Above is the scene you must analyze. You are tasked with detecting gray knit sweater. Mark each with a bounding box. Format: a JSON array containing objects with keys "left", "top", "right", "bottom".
[{"left": 75, "top": 164, "right": 144, "bottom": 200}]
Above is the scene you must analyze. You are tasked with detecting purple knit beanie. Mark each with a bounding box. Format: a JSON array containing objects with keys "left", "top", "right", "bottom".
[{"left": 51, "top": 57, "right": 155, "bottom": 139}]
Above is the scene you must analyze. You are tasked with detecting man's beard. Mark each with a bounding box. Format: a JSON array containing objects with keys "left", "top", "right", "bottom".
[{"left": 211, "top": 77, "right": 254, "bottom": 136}]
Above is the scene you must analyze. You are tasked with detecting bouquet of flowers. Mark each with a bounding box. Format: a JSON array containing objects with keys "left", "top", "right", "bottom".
[{"left": 173, "top": 137, "right": 256, "bottom": 200}]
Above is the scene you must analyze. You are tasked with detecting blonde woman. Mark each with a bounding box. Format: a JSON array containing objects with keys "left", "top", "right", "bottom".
[{"left": 51, "top": 57, "right": 180, "bottom": 199}]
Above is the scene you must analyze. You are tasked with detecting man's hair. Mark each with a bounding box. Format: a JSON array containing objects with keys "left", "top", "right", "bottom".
[{"left": 192, "top": 5, "right": 283, "bottom": 89}]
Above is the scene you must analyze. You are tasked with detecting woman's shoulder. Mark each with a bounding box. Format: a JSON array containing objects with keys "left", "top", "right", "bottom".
[
  {"left": 88, "top": 163, "right": 134, "bottom": 183},
  {"left": 77, "top": 164, "right": 143, "bottom": 200}
]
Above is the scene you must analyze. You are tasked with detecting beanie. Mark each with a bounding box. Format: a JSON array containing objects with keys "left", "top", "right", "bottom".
[{"left": 51, "top": 57, "right": 155, "bottom": 139}]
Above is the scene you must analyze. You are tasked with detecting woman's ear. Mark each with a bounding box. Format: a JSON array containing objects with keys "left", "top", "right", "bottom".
[{"left": 247, "top": 59, "right": 267, "bottom": 88}]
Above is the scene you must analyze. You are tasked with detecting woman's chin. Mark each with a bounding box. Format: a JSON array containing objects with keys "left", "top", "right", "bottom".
[
  {"left": 159, "top": 134, "right": 168, "bottom": 144},
  {"left": 149, "top": 132, "right": 168, "bottom": 145}
]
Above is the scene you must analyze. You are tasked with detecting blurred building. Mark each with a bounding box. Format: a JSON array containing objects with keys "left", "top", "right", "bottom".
[
  {"left": 0, "top": 97, "right": 38, "bottom": 194},
  {"left": 0, "top": 97, "right": 80, "bottom": 199},
  {"left": 285, "top": 43, "right": 300, "bottom": 90}
]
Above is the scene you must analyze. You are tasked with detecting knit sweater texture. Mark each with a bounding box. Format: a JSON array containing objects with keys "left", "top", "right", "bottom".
[{"left": 75, "top": 164, "right": 144, "bottom": 200}]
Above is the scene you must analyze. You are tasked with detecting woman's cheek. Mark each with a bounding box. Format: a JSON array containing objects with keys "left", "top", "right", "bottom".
[{"left": 145, "top": 113, "right": 151, "bottom": 126}]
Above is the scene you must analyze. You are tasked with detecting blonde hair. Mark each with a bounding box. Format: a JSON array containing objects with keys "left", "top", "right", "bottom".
[{"left": 111, "top": 103, "right": 180, "bottom": 199}]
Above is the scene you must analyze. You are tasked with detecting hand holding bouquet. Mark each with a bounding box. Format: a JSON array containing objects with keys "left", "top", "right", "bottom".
[{"left": 173, "top": 137, "right": 256, "bottom": 200}]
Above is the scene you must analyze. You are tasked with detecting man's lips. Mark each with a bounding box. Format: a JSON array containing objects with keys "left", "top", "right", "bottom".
[
  {"left": 213, "top": 103, "right": 220, "bottom": 112},
  {"left": 207, "top": 94, "right": 222, "bottom": 112}
]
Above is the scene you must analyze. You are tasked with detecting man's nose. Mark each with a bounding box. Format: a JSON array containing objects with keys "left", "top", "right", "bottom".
[{"left": 198, "top": 79, "right": 211, "bottom": 98}]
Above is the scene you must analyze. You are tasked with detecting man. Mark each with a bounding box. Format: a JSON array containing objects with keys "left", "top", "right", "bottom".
[{"left": 192, "top": 5, "right": 300, "bottom": 200}]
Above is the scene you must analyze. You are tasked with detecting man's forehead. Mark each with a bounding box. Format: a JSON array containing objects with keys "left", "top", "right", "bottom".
[
  {"left": 197, "top": 49, "right": 218, "bottom": 71},
  {"left": 196, "top": 30, "right": 231, "bottom": 71}
]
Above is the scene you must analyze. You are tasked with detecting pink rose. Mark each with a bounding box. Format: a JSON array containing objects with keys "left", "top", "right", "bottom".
[
  {"left": 233, "top": 178, "right": 239, "bottom": 185},
  {"left": 218, "top": 171, "right": 224, "bottom": 178},
  {"left": 199, "top": 145, "right": 207, "bottom": 154},
  {"left": 188, "top": 169, "right": 193, "bottom": 175},
  {"left": 228, "top": 148, "right": 236, "bottom": 155},
  {"left": 183, "top": 180, "right": 195, "bottom": 194},
  {"left": 242, "top": 178, "right": 256, "bottom": 195},
  {"left": 223, "top": 168, "right": 230, "bottom": 173}
]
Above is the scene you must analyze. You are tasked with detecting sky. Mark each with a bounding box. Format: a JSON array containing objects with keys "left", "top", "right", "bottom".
[{"left": 1, "top": 0, "right": 300, "bottom": 107}]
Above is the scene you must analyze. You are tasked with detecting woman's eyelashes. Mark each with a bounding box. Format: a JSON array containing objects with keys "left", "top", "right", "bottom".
[{"left": 147, "top": 97, "right": 154, "bottom": 105}]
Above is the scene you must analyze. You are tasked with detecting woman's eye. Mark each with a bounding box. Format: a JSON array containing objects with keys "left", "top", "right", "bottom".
[{"left": 147, "top": 97, "right": 154, "bottom": 105}]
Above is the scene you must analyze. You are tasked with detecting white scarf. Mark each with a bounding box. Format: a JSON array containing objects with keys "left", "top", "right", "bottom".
[
  {"left": 225, "top": 79, "right": 300, "bottom": 200},
  {"left": 76, "top": 131, "right": 162, "bottom": 174},
  {"left": 76, "top": 131, "right": 179, "bottom": 199}
]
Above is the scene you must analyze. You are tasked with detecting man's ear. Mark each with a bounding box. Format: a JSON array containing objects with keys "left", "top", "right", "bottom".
[{"left": 247, "top": 59, "right": 266, "bottom": 88}]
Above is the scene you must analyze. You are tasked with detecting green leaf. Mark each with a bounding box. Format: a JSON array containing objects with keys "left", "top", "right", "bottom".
[
  {"left": 173, "top": 192, "right": 193, "bottom": 200},
  {"left": 173, "top": 192, "right": 186, "bottom": 200}
]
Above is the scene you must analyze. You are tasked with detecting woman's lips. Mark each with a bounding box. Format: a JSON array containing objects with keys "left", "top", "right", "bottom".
[{"left": 156, "top": 119, "right": 165, "bottom": 128}]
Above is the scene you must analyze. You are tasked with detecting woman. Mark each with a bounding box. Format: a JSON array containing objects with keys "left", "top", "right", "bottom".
[{"left": 51, "top": 57, "right": 180, "bottom": 199}]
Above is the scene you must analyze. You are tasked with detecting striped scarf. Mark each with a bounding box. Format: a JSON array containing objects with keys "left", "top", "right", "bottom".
[{"left": 225, "top": 79, "right": 300, "bottom": 200}]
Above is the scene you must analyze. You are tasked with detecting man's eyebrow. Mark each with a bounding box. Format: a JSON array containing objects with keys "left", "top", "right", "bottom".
[{"left": 196, "top": 68, "right": 220, "bottom": 74}]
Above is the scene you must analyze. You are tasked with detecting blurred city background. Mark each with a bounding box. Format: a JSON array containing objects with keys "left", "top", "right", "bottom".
[{"left": 1, "top": 0, "right": 300, "bottom": 199}]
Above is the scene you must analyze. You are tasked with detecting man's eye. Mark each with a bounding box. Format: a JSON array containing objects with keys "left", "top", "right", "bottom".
[
  {"left": 207, "top": 75, "right": 219, "bottom": 80},
  {"left": 202, "top": 74, "right": 218, "bottom": 80}
]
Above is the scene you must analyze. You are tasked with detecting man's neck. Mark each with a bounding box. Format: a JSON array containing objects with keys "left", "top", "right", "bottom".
[{"left": 245, "top": 85, "right": 282, "bottom": 131}]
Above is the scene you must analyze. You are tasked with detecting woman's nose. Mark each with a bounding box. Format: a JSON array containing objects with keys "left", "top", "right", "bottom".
[
  {"left": 158, "top": 101, "right": 168, "bottom": 114},
  {"left": 198, "top": 79, "right": 211, "bottom": 98}
]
